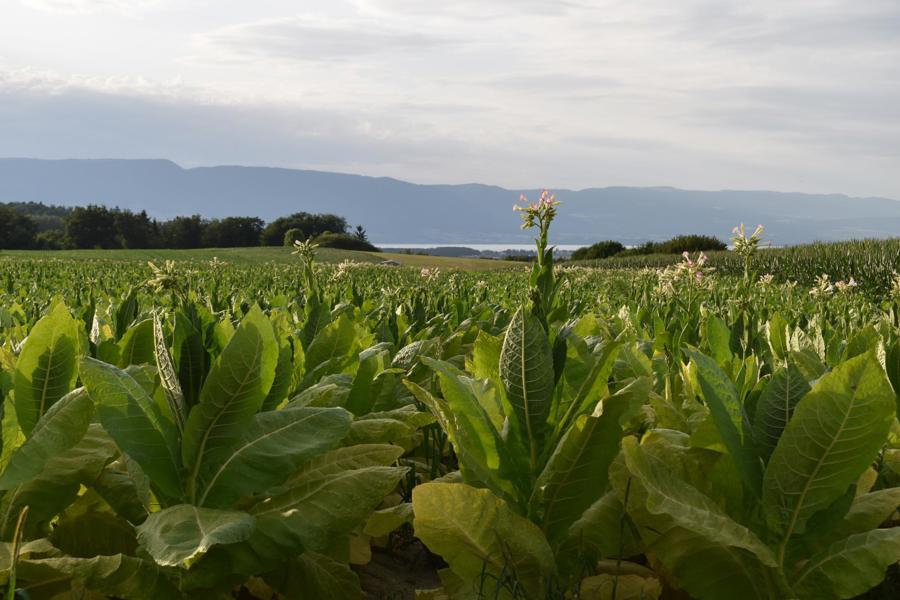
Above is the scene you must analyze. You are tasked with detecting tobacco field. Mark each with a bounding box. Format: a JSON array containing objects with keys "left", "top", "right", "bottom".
[{"left": 0, "top": 202, "right": 898, "bottom": 600}]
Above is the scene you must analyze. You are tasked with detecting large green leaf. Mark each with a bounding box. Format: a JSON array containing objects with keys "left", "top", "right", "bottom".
[
  {"left": 689, "top": 350, "right": 762, "bottom": 496},
  {"left": 752, "top": 364, "right": 810, "bottom": 462},
  {"left": 14, "top": 302, "right": 82, "bottom": 436},
  {"left": 556, "top": 490, "right": 640, "bottom": 577},
  {"left": 117, "top": 319, "right": 155, "bottom": 367},
  {"left": 791, "top": 528, "right": 900, "bottom": 599},
  {"left": 0, "top": 397, "right": 25, "bottom": 473},
  {"left": 197, "top": 407, "right": 351, "bottom": 508},
  {"left": 531, "top": 379, "right": 645, "bottom": 540},
  {"left": 885, "top": 339, "right": 900, "bottom": 416},
  {"left": 650, "top": 527, "right": 783, "bottom": 600},
  {"left": 467, "top": 330, "right": 502, "bottom": 382},
  {"left": 266, "top": 552, "right": 363, "bottom": 600},
  {"left": 174, "top": 311, "right": 207, "bottom": 409},
  {"left": 304, "top": 314, "right": 356, "bottom": 377},
  {"left": 767, "top": 312, "right": 789, "bottom": 361},
  {"left": 499, "top": 307, "right": 555, "bottom": 469},
  {"left": 80, "top": 357, "right": 183, "bottom": 500},
  {"left": 261, "top": 340, "right": 294, "bottom": 412},
  {"left": 704, "top": 315, "right": 734, "bottom": 367},
  {"left": 136, "top": 504, "right": 255, "bottom": 567},
  {"left": 90, "top": 460, "right": 152, "bottom": 524},
  {"left": 0, "top": 388, "right": 93, "bottom": 490},
  {"left": 250, "top": 444, "right": 406, "bottom": 554},
  {"left": 414, "top": 358, "right": 512, "bottom": 497},
  {"left": 763, "top": 353, "right": 896, "bottom": 555},
  {"left": 829, "top": 488, "right": 900, "bottom": 541},
  {"left": 182, "top": 305, "right": 277, "bottom": 502},
  {"left": 412, "top": 482, "right": 555, "bottom": 597},
  {"left": 50, "top": 510, "right": 138, "bottom": 557},
  {"left": 0, "top": 425, "right": 118, "bottom": 539},
  {"left": 621, "top": 437, "right": 776, "bottom": 565},
  {"left": 1, "top": 549, "right": 182, "bottom": 600},
  {"left": 345, "top": 344, "right": 390, "bottom": 416},
  {"left": 554, "top": 341, "right": 622, "bottom": 437},
  {"left": 345, "top": 405, "right": 434, "bottom": 451}
]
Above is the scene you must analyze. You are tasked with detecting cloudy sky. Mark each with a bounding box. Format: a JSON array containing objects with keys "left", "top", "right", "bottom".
[{"left": 2, "top": 0, "right": 899, "bottom": 197}]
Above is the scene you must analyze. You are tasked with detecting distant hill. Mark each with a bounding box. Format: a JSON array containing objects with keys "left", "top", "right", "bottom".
[{"left": 1, "top": 158, "right": 899, "bottom": 245}]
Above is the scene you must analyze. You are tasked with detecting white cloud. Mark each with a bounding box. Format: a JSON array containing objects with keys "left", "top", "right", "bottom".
[
  {"left": 354, "top": 0, "right": 580, "bottom": 19},
  {"left": 2, "top": 0, "right": 899, "bottom": 198},
  {"left": 199, "top": 14, "right": 452, "bottom": 63},
  {"left": 18, "top": 0, "right": 163, "bottom": 15}
]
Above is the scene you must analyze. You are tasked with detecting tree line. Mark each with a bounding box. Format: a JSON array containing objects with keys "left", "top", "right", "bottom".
[
  {"left": 571, "top": 234, "right": 726, "bottom": 261},
  {"left": 0, "top": 202, "right": 375, "bottom": 251}
]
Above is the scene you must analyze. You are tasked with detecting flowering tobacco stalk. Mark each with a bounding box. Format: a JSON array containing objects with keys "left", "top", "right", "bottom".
[
  {"left": 731, "top": 223, "right": 766, "bottom": 282},
  {"left": 292, "top": 238, "right": 321, "bottom": 303},
  {"left": 514, "top": 190, "right": 562, "bottom": 331},
  {"left": 145, "top": 259, "right": 192, "bottom": 305}
]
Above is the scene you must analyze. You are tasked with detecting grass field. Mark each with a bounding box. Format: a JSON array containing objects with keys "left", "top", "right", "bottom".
[{"left": 0, "top": 246, "right": 523, "bottom": 271}]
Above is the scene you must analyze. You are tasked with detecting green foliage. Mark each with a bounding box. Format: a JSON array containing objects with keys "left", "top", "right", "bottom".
[
  {"left": 283, "top": 227, "right": 304, "bottom": 246},
  {"left": 0, "top": 207, "right": 38, "bottom": 250},
  {"left": 0, "top": 201, "right": 365, "bottom": 251},
  {"left": 261, "top": 212, "right": 349, "bottom": 246},
  {"left": 570, "top": 240, "right": 625, "bottom": 261},
  {"left": 312, "top": 232, "right": 380, "bottom": 252},
  {"left": 13, "top": 302, "right": 83, "bottom": 436},
  {"left": 0, "top": 203, "right": 898, "bottom": 598}
]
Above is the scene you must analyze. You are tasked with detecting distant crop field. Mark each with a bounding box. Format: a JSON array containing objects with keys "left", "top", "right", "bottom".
[{"left": 0, "top": 246, "right": 523, "bottom": 270}]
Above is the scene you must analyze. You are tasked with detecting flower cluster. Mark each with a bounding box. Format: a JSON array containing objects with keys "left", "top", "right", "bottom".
[
  {"left": 758, "top": 273, "right": 775, "bottom": 286},
  {"left": 513, "top": 190, "right": 560, "bottom": 231},
  {"left": 809, "top": 274, "right": 834, "bottom": 296},
  {"left": 657, "top": 252, "right": 715, "bottom": 296},
  {"left": 292, "top": 239, "right": 319, "bottom": 262},
  {"left": 834, "top": 278, "right": 858, "bottom": 293},
  {"left": 330, "top": 260, "right": 363, "bottom": 282},
  {"left": 145, "top": 260, "right": 180, "bottom": 293},
  {"left": 419, "top": 267, "right": 441, "bottom": 282},
  {"left": 731, "top": 223, "right": 766, "bottom": 257},
  {"left": 676, "top": 251, "right": 713, "bottom": 281}
]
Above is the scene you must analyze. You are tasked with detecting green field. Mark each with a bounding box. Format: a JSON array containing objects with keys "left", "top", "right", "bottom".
[
  {"left": 0, "top": 215, "right": 898, "bottom": 599},
  {"left": 1, "top": 245, "right": 523, "bottom": 270}
]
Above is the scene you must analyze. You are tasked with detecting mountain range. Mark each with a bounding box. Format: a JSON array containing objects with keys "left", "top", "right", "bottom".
[{"left": 1, "top": 158, "right": 899, "bottom": 246}]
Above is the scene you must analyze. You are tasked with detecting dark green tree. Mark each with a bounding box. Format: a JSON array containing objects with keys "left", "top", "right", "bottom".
[
  {"left": 571, "top": 240, "right": 625, "bottom": 261},
  {"left": 312, "top": 232, "right": 380, "bottom": 252},
  {"left": 203, "top": 217, "right": 265, "bottom": 247},
  {"left": 65, "top": 205, "right": 117, "bottom": 249},
  {"left": 353, "top": 225, "right": 368, "bottom": 242},
  {"left": 159, "top": 215, "right": 207, "bottom": 249},
  {"left": 114, "top": 209, "right": 156, "bottom": 248},
  {"left": 0, "top": 206, "right": 38, "bottom": 249},
  {"left": 261, "top": 212, "right": 348, "bottom": 246}
]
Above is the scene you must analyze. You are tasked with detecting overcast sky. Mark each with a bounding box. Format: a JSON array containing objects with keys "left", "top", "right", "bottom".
[{"left": 1, "top": 0, "right": 898, "bottom": 198}]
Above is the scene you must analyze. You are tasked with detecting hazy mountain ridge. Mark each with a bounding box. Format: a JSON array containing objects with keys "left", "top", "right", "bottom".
[{"left": 1, "top": 158, "right": 898, "bottom": 245}]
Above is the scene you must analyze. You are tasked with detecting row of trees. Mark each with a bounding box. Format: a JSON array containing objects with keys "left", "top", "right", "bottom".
[
  {"left": 0, "top": 203, "right": 370, "bottom": 250},
  {"left": 571, "top": 234, "right": 726, "bottom": 261}
]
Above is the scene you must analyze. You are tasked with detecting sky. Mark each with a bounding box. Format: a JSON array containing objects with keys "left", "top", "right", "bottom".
[{"left": 1, "top": 0, "right": 899, "bottom": 198}]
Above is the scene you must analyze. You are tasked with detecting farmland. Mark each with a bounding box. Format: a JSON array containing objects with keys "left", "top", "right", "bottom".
[{"left": 0, "top": 204, "right": 898, "bottom": 599}]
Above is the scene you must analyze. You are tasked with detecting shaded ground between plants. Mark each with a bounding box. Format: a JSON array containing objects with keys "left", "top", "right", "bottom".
[{"left": 356, "top": 539, "right": 443, "bottom": 599}]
